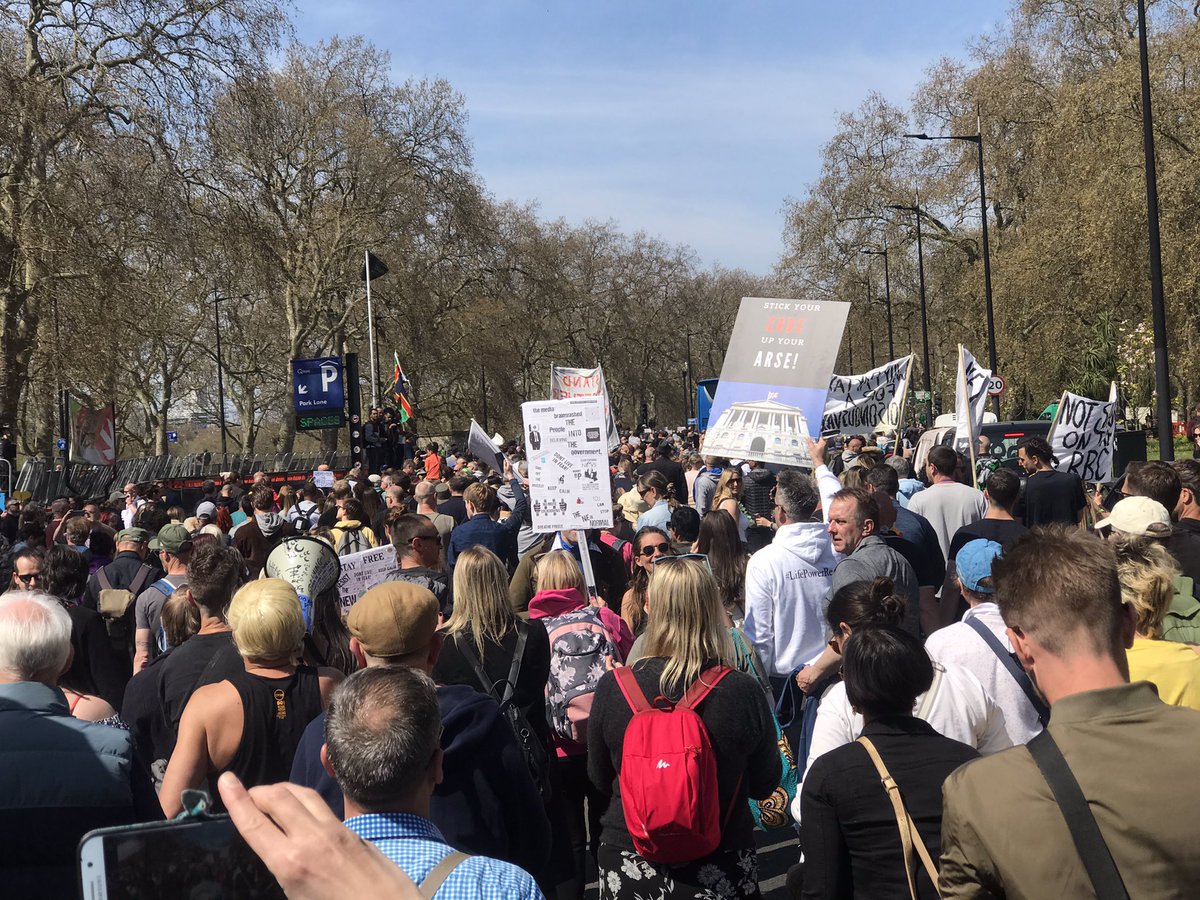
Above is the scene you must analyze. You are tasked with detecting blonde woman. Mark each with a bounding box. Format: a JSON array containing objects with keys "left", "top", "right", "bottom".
[
  {"left": 711, "top": 468, "right": 750, "bottom": 544},
  {"left": 587, "top": 558, "right": 780, "bottom": 899},
  {"left": 434, "top": 546, "right": 552, "bottom": 748},
  {"left": 159, "top": 579, "right": 342, "bottom": 817},
  {"left": 1116, "top": 538, "right": 1200, "bottom": 710}
]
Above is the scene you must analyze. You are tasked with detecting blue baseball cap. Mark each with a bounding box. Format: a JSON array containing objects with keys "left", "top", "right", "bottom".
[{"left": 957, "top": 539, "right": 1003, "bottom": 594}]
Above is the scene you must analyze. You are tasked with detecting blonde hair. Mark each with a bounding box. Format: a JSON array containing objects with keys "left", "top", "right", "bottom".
[
  {"left": 161, "top": 590, "right": 201, "bottom": 648},
  {"left": 640, "top": 557, "right": 733, "bottom": 697},
  {"left": 442, "top": 546, "right": 515, "bottom": 656},
  {"left": 227, "top": 578, "right": 306, "bottom": 661},
  {"left": 711, "top": 469, "right": 741, "bottom": 508},
  {"left": 1115, "top": 538, "right": 1179, "bottom": 639},
  {"left": 536, "top": 550, "right": 584, "bottom": 593}
]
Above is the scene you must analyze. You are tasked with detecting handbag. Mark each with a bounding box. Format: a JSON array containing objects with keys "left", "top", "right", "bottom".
[
  {"left": 731, "top": 629, "right": 798, "bottom": 830},
  {"left": 857, "top": 736, "right": 942, "bottom": 900}
]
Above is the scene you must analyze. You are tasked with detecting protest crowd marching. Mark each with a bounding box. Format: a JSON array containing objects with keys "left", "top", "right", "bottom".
[{"left": 5, "top": 368, "right": 1200, "bottom": 900}]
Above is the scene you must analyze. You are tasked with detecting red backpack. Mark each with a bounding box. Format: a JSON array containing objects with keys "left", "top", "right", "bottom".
[{"left": 613, "top": 665, "right": 737, "bottom": 865}]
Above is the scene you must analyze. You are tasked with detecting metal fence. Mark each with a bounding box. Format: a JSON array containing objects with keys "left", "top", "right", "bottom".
[{"left": 15, "top": 451, "right": 352, "bottom": 503}]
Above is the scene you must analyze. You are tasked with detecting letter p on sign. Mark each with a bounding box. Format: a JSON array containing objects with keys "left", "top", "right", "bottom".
[{"left": 320, "top": 362, "right": 339, "bottom": 393}]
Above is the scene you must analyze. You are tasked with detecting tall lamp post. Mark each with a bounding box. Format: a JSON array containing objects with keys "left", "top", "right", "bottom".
[
  {"left": 886, "top": 200, "right": 933, "bottom": 423},
  {"left": 905, "top": 126, "right": 1000, "bottom": 416},
  {"left": 861, "top": 245, "right": 894, "bottom": 359},
  {"left": 1136, "top": 0, "right": 1174, "bottom": 459}
]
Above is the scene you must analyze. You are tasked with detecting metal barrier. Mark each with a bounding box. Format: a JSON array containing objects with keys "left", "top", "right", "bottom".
[{"left": 15, "top": 451, "right": 352, "bottom": 503}]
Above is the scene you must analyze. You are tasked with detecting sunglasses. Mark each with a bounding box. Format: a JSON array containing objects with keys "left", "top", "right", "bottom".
[
  {"left": 15, "top": 572, "right": 41, "bottom": 584},
  {"left": 652, "top": 553, "right": 712, "bottom": 572},
  {"left": 412, "top": 533, "right": 440, "bottom": 543},
  {"left": 639, "top": 542, "right": 670, "bottom": 556}
]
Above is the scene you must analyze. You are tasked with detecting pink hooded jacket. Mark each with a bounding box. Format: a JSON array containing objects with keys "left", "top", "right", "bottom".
[{"left": 527, "top": 588, "right": 636, "bottom": 664}]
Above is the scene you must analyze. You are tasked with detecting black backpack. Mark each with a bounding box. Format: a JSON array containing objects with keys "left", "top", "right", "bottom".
[{"left": 453, "top": 622, "right": 552, "bottom": 801}]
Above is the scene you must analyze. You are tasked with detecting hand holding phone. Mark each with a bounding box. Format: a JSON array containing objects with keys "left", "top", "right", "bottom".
[{"left": 218, "top": 774, "right": 419, "bottom": 900}]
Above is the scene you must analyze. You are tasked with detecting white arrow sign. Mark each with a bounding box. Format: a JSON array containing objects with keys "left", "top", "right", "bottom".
[{"left": 297, "top": 384, "right": 308, "bottom": 395}]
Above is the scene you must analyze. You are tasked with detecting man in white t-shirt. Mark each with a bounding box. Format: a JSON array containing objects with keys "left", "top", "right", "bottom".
[
  {"left": 907, "top": 445, "right": 987, "bottom": 562},
  {"left": 924, "top": 538, "right": 1045, "bottom": 745}
]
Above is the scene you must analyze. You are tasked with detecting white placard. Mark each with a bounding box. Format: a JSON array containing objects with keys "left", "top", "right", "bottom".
[
  {"left": 821, "top": 355, "right": 914, "bottom": 434},
  {"left": 312, "top": 470, "right": 335, "bottom": 489},
  {"left": 551, "top": 365, "right": 620, "bottom": 451},
  {"left": 522, "top": 397, "right": 613, "bottom": 533},
  {"left": 1049, "top": 383, "right": 1118, "bottom": 483},
  {"left": 335, "top": 544, "right": 397, "bottom": 614}
]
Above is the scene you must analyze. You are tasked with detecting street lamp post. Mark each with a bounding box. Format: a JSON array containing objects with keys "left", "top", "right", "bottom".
[
  {"left": 1136, "top": 0, "right": 1175, "bottom": 459},
  {"left": 861, "top": 246, "right": 894, "bottom": 359},
  {"left": 887, "top": 200, "right": 933, "bottom": 423},
  {"left": 863, "top": 273, "right": 877, "bottom": 368},
  {"left": 905, "top": 128, "right": 1000, "bottom": 416}
]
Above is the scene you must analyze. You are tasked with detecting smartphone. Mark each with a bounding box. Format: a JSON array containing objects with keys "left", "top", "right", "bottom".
[
  {"left": 79, "top": 817, "right": 284, "bottom": 899},
  {"left": 819, "top": 428, "right": 841, "bottom": 440}
]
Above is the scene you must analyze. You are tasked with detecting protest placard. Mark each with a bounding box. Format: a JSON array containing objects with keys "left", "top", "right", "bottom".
[
  {"left": 821, "top": 355, "right": 914, "bottom": 434},
  {"left": 953, "top": 345, "right": 992, "bottom": 483},
  {"left": 701, "top": 297, "right": 850, "bottom": 466},
  {"left": 312, "top": 470, "right": 334, "bottom": 489},
  {"left": 551, "top": 365, "right": 620, "bottom": 451},
  {"left": 335, "top": 544, "right": 397, "bottom": 615},
  {"left": 522, "top": 397, "right": 613, "bottom": 533},
  {"left": 468, "top": 418, "right": 504, "bottom": 473},
  {"left": 1049, "top": 383, "right": 1118, "bottom": 483}
]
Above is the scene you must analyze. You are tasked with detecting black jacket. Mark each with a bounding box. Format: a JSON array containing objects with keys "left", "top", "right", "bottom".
[
  {"left": 641, "top": 457, "right": 688, "bottom": 508},
  {"left": 290, "top": 683, "right": 551, "bottom": 876},
  {"left": 742, "top": 466, "right": 777, "bottom": 520},
  {"left": 800, "top": 716, "right": 979, "bottom": 900}
]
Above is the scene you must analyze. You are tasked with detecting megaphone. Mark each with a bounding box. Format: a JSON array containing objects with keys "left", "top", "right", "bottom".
[{"left": 265, "top": 536, "right": 341, "bottom": 631}]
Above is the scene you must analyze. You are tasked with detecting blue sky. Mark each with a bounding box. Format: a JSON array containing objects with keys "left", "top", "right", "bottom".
[{"left": 292, "top": 1, "right": 1010, "bottom": 274}]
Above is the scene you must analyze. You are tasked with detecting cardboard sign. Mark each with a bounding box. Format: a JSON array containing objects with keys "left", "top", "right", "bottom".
[
  {"left": 468, "top": 418, "right": 504, "bottom": 473},
  {"left": 335, "top": 544, "right": 397, "bottom": 615},
  {"left": 701, "top": 297, "right": 850, "bottom": 466},
  {"left": 312, "top": 470, "right": 335, "bottom": 489},
  {"left": 551, "top": 365, "right": 620, "bottom": 451},
  {"left": 522, "top": 397, "right": 613, "bottom": 533},
  {"left": 821, "top": 355, "right": 914, "bottom": 434},
  {"left": 1049, "top": 383, "right": 1118, "bottom": 483}
]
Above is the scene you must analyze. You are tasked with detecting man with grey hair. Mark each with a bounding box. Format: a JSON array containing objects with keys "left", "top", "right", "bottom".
[
  {"left": 744, "top": 437, "right": 841, "bottom": 695},
  {"left": 413, "top": 480, "right": 454, "bottom": 561},
  {"left": 321, "top": 666, "right": 542, "bottom": 899},
  {"left": 886, "top": 453, "right": 926, "bottom": 507},
  {"left": 0, "top": 592, "right": 159, "bottom": 896}
]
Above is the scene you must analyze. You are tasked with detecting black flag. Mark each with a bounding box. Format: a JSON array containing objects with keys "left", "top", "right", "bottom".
[{"left": 361, "top": 251, "right": 389, "bottom": 281}]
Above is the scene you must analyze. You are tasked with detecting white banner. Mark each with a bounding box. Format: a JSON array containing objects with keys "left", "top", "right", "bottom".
[
  {"left": 821, "top": 355, "right": 914, "bottom": 434},
  {"left": 468, "top": 418, "right": 503, "bottom": 473},
  {"left": 522, "top": 397, "right": 613, "bottom": 533},
  {"left": 335, "top": 544, "right": 397, "bottom": 615},
  {"left": 1049, "top": 383, "right": 1119, "bottom": 483},
  {"left": 551, "top": 365, "right": 620, "bottom": 451},
  {"left": 953, "top": 346, "right": 992, "bottom": 468}
]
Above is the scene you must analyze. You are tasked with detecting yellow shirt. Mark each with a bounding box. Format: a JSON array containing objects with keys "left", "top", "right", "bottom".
[{"left": 1127, "top": 637, "right": 1200, "bottom": 711}]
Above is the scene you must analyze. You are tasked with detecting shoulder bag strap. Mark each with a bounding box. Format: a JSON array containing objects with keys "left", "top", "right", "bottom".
[
  {"left": 1027, "top": 730, "right": 1130, "bottom": 900},
  {"left": 914, "top": 663, "right": 943, "bottom": 721},
  {"left": 419, "top": 850, "right": 471, "bottom": 898},
  {"left": 965, "top": 616, "right": 1050, "bottom": 726},
  {"left": 677, "top": 665, "right": 732, "bottom": 711},
  {"left": 857, "top": 736, "right": 941, "bottom": 900},
  {"left": 500, "top": 621, "right": 527, "bottom": 707},
  {"left": 613, "top": 665, "right": 651, "bottom": 714},
  {"left": 97, "top": 567, "right": 114, "bottom": 592},
  {"left": 129, "top": 564, "right": 154, "bottom": 597},
  {"left": 452, "top": 632, "right": 498, "bottom": 701}
]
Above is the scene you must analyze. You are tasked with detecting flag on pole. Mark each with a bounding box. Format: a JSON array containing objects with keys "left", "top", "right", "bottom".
[
  {"left": 391, "top": 353, "right": 413, "bottom": 423},
  {"left": 362, "top": 251, "right": 389, "bottom": 281}
]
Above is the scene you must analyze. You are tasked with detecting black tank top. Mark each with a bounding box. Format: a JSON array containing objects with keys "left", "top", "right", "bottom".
[{"left": 210, "top": 666, "right": 322, "bottom": 805}]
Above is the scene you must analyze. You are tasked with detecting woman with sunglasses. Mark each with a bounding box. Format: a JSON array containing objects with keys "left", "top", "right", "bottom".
[
  {"left": 712, "top": 469, "right": 750, "bottom": 545},
  {"left": 620, "top": 527, "right": 670, "bottom": 636},
  {"left": 588, "top": 557, "right": 780, "bottom": 899},
  {"left": 634, "top": 471, "right": 675, "bottom": 532}
]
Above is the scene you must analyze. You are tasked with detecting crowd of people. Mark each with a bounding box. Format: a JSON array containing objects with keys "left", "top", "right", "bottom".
[{"left": 2, "top": 420, "right": 1200, "bottom": 899}]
